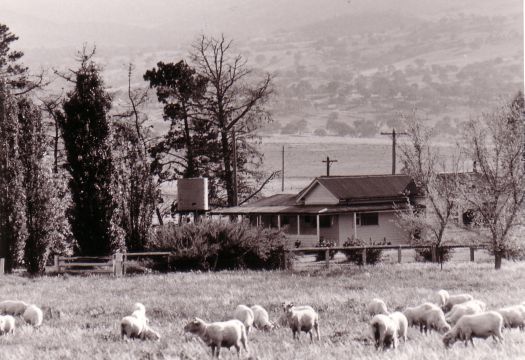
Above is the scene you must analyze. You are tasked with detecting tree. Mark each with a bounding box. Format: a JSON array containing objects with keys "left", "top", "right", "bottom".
[
  {"left": 113, "top": 65, "right": 157, "bottom": 251},
  {"left": 0, "top": 23, "right": 28, "bottom": 90},
  {"left": 397, "top": 112, "right": 463, "bottom": 262},
  {"left": 191, "top": 34, "right": 273, "bottom": 206},
  {"left": 460, "top": 96, "right": 525, "bottom": 269},
  {"left": 58, "top": 50, "right": 124, "bottom": 256}
]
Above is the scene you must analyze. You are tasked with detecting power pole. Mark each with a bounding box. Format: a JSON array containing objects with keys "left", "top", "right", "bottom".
[
  {"left": 232, "top": 128, "right": 238, "bottom": 206},
  {"left": 281, "top": 145, "right": 285, "bottom": 192},
  {"left": 322, "top": 156, "right": 338, "bottom": 176},
  {"left": 380, "top": 128, "right": 407, "bottom": 174}
]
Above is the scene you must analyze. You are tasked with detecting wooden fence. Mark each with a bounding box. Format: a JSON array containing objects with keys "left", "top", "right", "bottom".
[{"left": 286, "top": 244, "right": 488, "bottom": 270}]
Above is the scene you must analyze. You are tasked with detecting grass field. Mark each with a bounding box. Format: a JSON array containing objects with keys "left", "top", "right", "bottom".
[{"left": 1, "top": 258, "right": 525, "bottom": 360}]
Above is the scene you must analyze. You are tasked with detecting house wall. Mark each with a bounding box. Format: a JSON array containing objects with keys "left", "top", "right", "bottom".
[
  {"left": 320, "top": 215, "right": 339, "bottom": 244},
  {"left": 338, "top": 212, "right": 408, "bottom": 245},
  {"left": 303, "top": 184, "right": 339, "bottom": 205}
]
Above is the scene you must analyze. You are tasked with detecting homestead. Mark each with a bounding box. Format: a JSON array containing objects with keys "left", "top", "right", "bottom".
[{"left": 212, "top": 174, "right": 422, "bottom": 247}]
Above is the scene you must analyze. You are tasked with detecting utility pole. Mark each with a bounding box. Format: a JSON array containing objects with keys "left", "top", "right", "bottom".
[
  {"left": 281, "top": 146, "right": 285, "bottom": 192},
  {"left": 232, "top": 128, "right": 238, "bottom": 206},
  {"left": 322, "top": 156, "right": 338, "bottom": 176},
  {"left": 381, "top": 128, "right": 407, "bottom": 174}
]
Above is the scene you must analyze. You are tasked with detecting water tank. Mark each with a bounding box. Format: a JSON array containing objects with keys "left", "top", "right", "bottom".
[{"left": 177, "top": 178, "right": 209, "bottom": 211}]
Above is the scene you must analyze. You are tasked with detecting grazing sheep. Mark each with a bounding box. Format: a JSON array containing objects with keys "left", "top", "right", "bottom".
[
  {"left": 367, "top": 298, "right": 389, "bottom": 316},
  {"left": 370, "top": 314, "right": 398, "bottom": 350},
  {"left": 439, "top": 290, "right": 474, "bottom": 312},
  {"left": 403, "top": 303, "right": 441, "bottom": 333},
  {"left": 233, "top": 305, "right": 255, "bottom": 334},
  {"left": 442, "top": 311, "right": 503, "bottom": 347},
  {"left": 250, "top": 305, "right": 274, "bottom": 331},
  {"left": 131, "top": 302, "right": 149, "bottom": 324},
  {"left": 425, "top": 307, "right": 451, "bottom": 334},
  {"left": 184, "top": 317, "right": 248, "bottom": 358},
  {"left": 120, "top": 316, "right": 160, "bottom": 341},
  {"left": 497, "top": 305, "right": 525, "bottom": 330},
  {"left": 283, "top": 302, "right": 320, "bottom": 342},
  {"left": 0, "top": 315, "right": 15, "bottom": 335},
  {"left": 388, "top": 312, "right": 408, "bottom": 343},
  {"left": 445, "top": 300, "right": 486, "bottom": 325},
  {"left": 436, "top": 290, "right": 449, "bottom": 308},
  {"left": 22, "top": 304, "right": 43, "bottom": 327},
  {"left": 0, "top": 300, "right": 28, "bottom": 316}
]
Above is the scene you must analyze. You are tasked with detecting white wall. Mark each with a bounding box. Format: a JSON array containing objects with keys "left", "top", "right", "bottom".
[
  {"left": 303, "top": 183, "right": 339, "bottom": 205},
  {"left": 338, "top": 212, "right": 409, "bottom": 245}
]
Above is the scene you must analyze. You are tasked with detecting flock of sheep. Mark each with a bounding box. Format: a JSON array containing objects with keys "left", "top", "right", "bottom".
[
  {"left": 0, "top": 300, "right": 44, "bottom": 334},
  {"left": 2, "top": 290, "right": 523, "bottom": 358},
  {"left": 368, "top": 289, "right": 524, "bottom": 350}
]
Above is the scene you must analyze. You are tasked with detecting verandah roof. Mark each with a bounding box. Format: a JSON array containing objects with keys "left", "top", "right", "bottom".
[{"left": 210, "top": 203, "right": 408, "bottom": 215}]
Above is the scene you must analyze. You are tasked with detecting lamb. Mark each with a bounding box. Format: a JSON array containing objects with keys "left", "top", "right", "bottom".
[
  {"left": 370, "top": 314, "right": 398, "bottom": 350},
  {"left": 250, "top": 305, "right": 274, "bottom": 331},
  {"left": 233, "top": 304, "right": 255, "bottom": 334},
  {"left": 388, "top": 312, "right": 408, "bottom": 343},
  {"left": 367, "top": 298, "right": 389, "bottom": 316},
  {"left": 120, "top": 315, "right": 161, "bottom": 341},
  {"left": 283, "top": 302, "right": 320, "bottom": 342},
  {"left": 0, "top": 300, "right": 28, "bottom": 316},
  {"left": 22, "top": 304, "right": 43, "bottom": 327},
  {"left": 184, "top": 317, "right": 248, "bottom": 358},
  {"left": 445, "top": 300, "right": 486, "bottom": 325},
  {"left": 0, "top": 315, "right": 15, "bottom": 335},
  {"left": 442, "top": 311, "right": 503, "bottom": 347},
  {"left": 131, "top": 302, "right": 149, "bottom": 324},
  {"left": 403, "top": 303, "right": 443, "bottom": 333},
  {"left": 497, "top": 305, "right": 525, "bottom": 330},
  {"left": 436, "top": 290, "right": 474, "bottom": 312}
]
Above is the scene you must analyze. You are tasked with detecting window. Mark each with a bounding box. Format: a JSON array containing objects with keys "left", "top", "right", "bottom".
[
  {"left": 360, "top": 213, "right": 378, "bottom": 226},
  {"left": 281, "top": 216, "right": 290, "bottom": 225},
  {"left": 319, "top": 216, "right": 333, "bottom": 228}
]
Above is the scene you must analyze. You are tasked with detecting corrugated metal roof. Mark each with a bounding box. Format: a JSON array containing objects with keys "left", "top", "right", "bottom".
[
  {"left": 211, "top": 203, "right": 407, "bottom": 215},
  {"left": 241, "top": 193, "right": 297, "bottom": 207}
]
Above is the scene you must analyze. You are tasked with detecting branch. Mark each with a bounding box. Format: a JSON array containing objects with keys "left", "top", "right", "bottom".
[{"left": 239, "top": 170, "right": 280, "bottom": 206}]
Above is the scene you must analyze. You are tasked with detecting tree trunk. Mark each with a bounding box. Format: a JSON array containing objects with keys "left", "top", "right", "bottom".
[
  {"left": 494, "top": 252, "right": 503, "bottom": 270},
  {"left": 220, "top": 129, "right": 234, "bottom": 206}
]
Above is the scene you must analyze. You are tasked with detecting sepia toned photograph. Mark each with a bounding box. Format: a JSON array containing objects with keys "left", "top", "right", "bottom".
[{"left": 0, "top": 0, "right": 523, "bottom": 358}]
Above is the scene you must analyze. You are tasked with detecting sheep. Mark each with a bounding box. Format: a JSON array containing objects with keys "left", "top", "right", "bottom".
[
  {"left": 497, "top": 305, "right": 525, "bottom": 330},
  {"left": 0, "top": 315, "right": 15, "bottom": 335},
  {"left": 250, "top": 305, "right": 274, "bottom": 331},
  {"left": 283, "top": 302, "right": 320, "bottom": 342},
  {"left": 120, "top": 315, "right": 160, "bottom": 341},
  {"left": 445, "top": 300, "right": 486, "bottom": 325},
  {"left": 22, "top": 304, "right": 43, "bottom": 327},
  {"left": 424, "top": 307, "right": 451, "bottom": 334},
  {"left": 436, "top": 289, "right": 474, "bottom": 312},
  {"left": 131, "top": 302, "right": 149, "bottom": 324},
  {"left": 233, "top": 305, "right": 254, "bottom": 334},
  {"left": 370, "top": 314, "right": 398, "bottom": 350},
  {"left": 403, "top": 303, "right": 442, "bottom": 333},
  {"left": 367, "top": 298, "right": 389, "bottom": 316},
  {"left": 0, "top": 300, "right": 28, "bottom": 316},
  {"left": 388, "top": 311, "right": 408, "bottom": 343},
  {"left": 442, "top": 311, "right": 503, "bottom": 347},
  {"left": 184, "top": 317, "right": 248, "bottom": 358}
]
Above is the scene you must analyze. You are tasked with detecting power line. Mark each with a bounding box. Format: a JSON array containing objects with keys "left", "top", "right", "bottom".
[{"left": 380, "top": 128, "right": 408, "bottom": 174}]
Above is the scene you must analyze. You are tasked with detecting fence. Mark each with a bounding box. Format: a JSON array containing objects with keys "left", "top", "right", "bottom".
[{"left": 285, "top": 244, "right": 488, "bottom": 270}]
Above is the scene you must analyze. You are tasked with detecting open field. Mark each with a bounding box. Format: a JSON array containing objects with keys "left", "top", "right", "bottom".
[{"left": 1, "top": 257, "right": 525, "bottom": 359}]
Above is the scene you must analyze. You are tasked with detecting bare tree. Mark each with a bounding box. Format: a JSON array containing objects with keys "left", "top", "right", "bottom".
[
  {"left": 397, "top": 112, "right": 464, "bottom": 262},
  {"left": 460, "top": 97, "right": 525, "bottom": 269},
  {"left": 191, "top": 34, "right": 273, "bottom": 206}
]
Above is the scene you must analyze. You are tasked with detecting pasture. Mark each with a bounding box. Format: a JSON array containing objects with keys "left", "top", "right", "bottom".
[{"left": 1, "top": 259, "right": 525, "bottom": 359}]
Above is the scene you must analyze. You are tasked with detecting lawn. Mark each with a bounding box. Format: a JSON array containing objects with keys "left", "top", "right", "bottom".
[{"left": 1, "top": 259, "right": 525, "bottom": 359}]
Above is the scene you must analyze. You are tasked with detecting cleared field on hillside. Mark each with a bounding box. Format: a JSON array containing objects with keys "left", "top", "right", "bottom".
[{"left": 1, "top": 258, "right": 525, "bottom": 359}]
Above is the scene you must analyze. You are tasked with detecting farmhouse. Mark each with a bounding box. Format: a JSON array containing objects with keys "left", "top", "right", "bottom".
[{"left": 212, "top": 174, "right": 422, "bottom": 247}]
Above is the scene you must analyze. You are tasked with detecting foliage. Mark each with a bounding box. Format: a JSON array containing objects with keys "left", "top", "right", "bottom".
[
  {"left": 342, "top": 238, "right": 384, "bottom": 265},
  {"left": 0, "top": 23, "right": 28, "bottom": 90},
  {"left": 58, "top": 50, "right": 125, "bottom": 256},
  {"left": 314, "top": 238, "right": 336, "bottom": 262},
  {"left": 414, "top": 246, "right": 454, "bottom": 263},
  {"left": 149, "top": 219, "right": 286, "bottom": 271}
]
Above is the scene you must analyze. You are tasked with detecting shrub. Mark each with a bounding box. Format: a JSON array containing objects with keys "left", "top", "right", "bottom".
[
  {"left": 148, "top": 219, "right": 286, "bottom": 271},
  {"left": 314, "top": 238, "right": 336, "bottom": 262},
  {"left": 414, "top": 246, "right": 454, "bottom": 263},
  {"left": 342, "top": 238, "right": 384, "bottom": 265}
]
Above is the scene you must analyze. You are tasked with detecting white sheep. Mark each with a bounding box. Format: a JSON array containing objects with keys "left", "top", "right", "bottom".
[
  {"left": 184, "top": 317, "right": 248, "bottom": 358},
  {"left": 437, "top": 290, "right": 474, "bottom": 312},
  {"left": 131, "top": 302, "right": 149, "bottom": 324},
  {"left": 120, "top": 315, "right": 160, "bottom": 341},
  {"left": 250, "top": 305, "right": 274, "bottom": 331},
  {"left": 367, "top": 298, "right": 389, "bottom": 316},
  {"left": 388, "top": 311, "right": 408, "bottom": 343},
  {"left": 435, "top": 289, "right": 449, "bottom": 308},
  {"left": 403, "top": 303, "right": 441, "bottom": 333},
  {"left": 370, "top": 314, "right": 398, "bottom": 350},
  {"left": 0, "top": 300, "right": 29, "bottom": 316},
  {"left": 424, "top": 307, "right": 451, "bottom": 334},
  {"left": 283, "top": 302, "right": 320, "bottom": 342},
  {"left": 233, "top": 304, "right": 255, "bottom": 334},
  {"left": 0, "top": 315, "right": 15, "bottom": 335},
  {"left": 442, "top": 311, "right": 503, "bottom": 347},
  {"left": 497, "top": 305, "right": 525, "bottom": 330},
  {"left": 22, "top": 304, "right": 43, "bottom": 327},
  {"left": 445, "top": 300, "right": 486, "bottom": 325}
]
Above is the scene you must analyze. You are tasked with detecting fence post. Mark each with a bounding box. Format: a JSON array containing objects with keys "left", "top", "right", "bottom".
[
  {"left": 0, "top": 258, "right": 4, "bottom": 275},
  {"left": 397, "top": 247, "right": 402, "bottom": 263},
  {"left": 470, "top": 247, "right": 475, "bottom": 262},
  {"left": 325, "top": 248, "right": 330, "bottom": 270},
  {"left": 362, "top": 247, "right": 367, "bottom": 266},
  {"left": 54, "top": 255, "right": 60, "bottom": 273},
  {"left": 114, "top": 252, "right": 123, "bottom": 277}
]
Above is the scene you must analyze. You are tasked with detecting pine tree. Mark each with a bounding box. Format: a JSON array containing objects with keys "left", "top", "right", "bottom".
[{"left": 58, "top": 52, "right": 124, "bottom": 256}]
